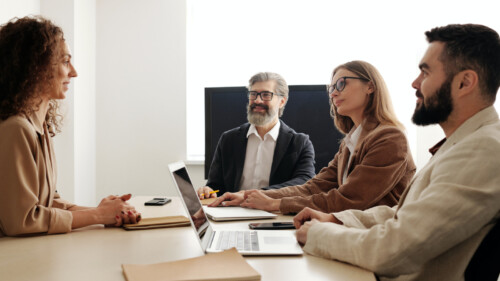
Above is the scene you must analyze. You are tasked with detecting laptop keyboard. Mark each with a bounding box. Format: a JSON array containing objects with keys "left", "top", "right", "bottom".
[{"left": 215, "top": 230, "right": 259, "bottom": 251}]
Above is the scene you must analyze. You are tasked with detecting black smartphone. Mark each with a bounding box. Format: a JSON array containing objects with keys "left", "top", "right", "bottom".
[
  {"left": 248, "top": 222, "right": 295, "bottom": 230},
  {"left": 144, "top": 198, "right": 171, "bottom": 206}
]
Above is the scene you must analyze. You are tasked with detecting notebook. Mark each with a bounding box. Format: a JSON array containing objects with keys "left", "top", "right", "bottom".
[
  {"left": 168, "top": 162, "right": 303, "bottom": 256},
  {"left": 122, "top": 248, "right": 261, "bottom": 281},
  {"left": 122, "top": 216, "right": 190, "bottom": 230}
]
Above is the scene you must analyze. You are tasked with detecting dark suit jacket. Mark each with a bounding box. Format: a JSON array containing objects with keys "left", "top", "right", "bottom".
[{"left": 206, "top": 120, "right": 316, "bottom": 194}]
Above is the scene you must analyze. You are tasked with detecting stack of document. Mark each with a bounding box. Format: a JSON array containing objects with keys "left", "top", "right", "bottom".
[
  {"left": 122, "top": 248, "right": 261, "bottom": 281},
  {"left": 123, "top": 216, "right": 190, "bottom": 230}
]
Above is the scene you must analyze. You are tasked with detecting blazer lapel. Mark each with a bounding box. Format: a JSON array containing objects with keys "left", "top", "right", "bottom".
[
  {"left": 341, "top": 118, "right": 380, "bottom": 184},
  {"left": 337, "top": 143, "right": 350, "bottom": 185},
  {"left": 233, "top": 124, "right": 250, "bottom": 188},
  {"left": 29, "top": 113, "right": 55, "bottom": 205},
  {"left": 354, "top": 117, "right": 378, "bottom": 152},
  {"left": 270, "top": 121, "right": 292, "bottom": 177}
]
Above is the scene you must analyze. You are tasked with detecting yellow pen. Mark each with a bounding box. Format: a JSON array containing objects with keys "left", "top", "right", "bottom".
[{"left": 200, "top": 190, "right": 219, "bottom": 197}]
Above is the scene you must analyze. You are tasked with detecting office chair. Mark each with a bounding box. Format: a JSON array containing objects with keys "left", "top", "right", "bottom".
[{"left": 464, "top": 221, "right": 499, "bottom": 281}]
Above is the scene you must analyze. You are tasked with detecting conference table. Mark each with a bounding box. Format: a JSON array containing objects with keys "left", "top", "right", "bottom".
[{"left": 0, "top": 196, "right": 376, "bottom": 281}]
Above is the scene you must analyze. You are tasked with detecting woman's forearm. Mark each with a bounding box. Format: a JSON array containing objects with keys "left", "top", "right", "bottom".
[{"left": 71, "top": 208, "right": 106, "bottom": 229}]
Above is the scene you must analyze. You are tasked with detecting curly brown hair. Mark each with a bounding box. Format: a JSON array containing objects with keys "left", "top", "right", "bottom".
[{"left": 0, "top": 16, "right": 65, "bottom": 136}]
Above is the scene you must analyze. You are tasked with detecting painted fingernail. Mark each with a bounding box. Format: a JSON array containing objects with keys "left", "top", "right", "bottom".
[
  {"left": 128, "top": 211, "right": 133, "bottom": 215},
  {"left": 115, "top": 215, "right": 120, "bottom": 219}
]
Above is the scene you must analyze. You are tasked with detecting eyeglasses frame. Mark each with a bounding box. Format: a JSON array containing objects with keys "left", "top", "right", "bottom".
[
  {"left": 328, "top": 76, "right": 370, "bottom": 94},
  {"left": 247, "top": 91, "right": 281, "bottom": 101}
]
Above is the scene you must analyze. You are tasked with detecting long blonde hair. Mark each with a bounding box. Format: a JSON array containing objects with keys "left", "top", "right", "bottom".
[{"left": 330, "top": 60, "right": 403, "bottom": 134}]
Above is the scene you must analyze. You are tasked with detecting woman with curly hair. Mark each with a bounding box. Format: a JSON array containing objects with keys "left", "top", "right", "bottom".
[{"left": 0, "top": 16, "right": 140, "bottom": 237}]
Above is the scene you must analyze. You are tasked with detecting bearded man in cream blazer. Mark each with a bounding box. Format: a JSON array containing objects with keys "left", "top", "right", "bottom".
[{"left": 293, "top": 24, "right": 500, "bottom": 281}]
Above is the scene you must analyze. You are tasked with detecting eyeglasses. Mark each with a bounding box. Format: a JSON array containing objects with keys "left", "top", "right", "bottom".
[
  {"left": 328, "top": 76, "right": 370, "bottom": 94},
  {"left": 248, "top": 91, "right": 276, "bottom": 101}
]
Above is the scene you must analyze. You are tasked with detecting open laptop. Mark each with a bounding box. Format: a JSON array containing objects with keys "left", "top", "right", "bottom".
[{"left": 168, "top": 162, "right": 303, "bottom": 256}]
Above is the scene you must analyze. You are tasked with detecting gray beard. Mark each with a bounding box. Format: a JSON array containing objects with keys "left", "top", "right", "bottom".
[
  {"left": 247, "top": 112, "right": 273, "bottom": 126},
  {"left": 247, "top": 105, "right": 278, "bottom": 126}
]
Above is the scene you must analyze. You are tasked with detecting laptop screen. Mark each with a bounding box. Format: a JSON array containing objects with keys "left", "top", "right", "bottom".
[{"left": 171, "top": 165, "right": 210, "bottom": 240}]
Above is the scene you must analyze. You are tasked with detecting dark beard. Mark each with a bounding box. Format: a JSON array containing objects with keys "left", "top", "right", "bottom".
[{"left": 412, "top": 78, "right": 453, "bottom": 126}]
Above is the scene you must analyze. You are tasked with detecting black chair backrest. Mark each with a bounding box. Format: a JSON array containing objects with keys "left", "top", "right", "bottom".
[{"left": 464, "top": 221, "right": 500, "bottom": 281}]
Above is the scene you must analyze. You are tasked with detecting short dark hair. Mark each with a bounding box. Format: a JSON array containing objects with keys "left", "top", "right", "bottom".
[{"left": 425, "top": 24, "right": 500, "bottom": 103}]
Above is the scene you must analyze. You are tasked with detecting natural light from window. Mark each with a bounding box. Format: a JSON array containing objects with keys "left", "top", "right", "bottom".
[{"left": 186, "top": 0, "right": 500, "bottom": 166}]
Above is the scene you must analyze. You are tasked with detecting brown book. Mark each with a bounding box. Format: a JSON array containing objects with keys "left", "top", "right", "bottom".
[
  {"left": 123, "top": 216, "right": 190, "bottom": 230},
  {"left": 122, "top": 248, "right": 261, "bottom": 281}
]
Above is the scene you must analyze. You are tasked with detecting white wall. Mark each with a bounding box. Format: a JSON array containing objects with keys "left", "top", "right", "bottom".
[
  {"left": 0, "top": 0, "right": 39, "bottom": 22},
  {"left": 41, "top": 0, "right": 97, "bottom": 206},
  {"left": 41, "top": 0, "right": 77, "bottom": 203},
  {"left": 95, "top": 0, "right": 187, "bottom": 199},
  {"left": 73, "top": 0, "right": 97, "bottom": 205}
]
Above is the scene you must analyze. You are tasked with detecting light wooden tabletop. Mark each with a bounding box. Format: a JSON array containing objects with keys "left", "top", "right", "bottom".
[{"left": 0, "top": 196, "right": 375, "bottom": 281}]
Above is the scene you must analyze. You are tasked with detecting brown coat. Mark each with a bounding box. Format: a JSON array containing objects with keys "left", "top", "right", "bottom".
[
  {"left": 263, "top": 119, "right": 416, "bottom": 214},
  {"left": 0, "top": 113, "right": 74, "bottom": 237}
]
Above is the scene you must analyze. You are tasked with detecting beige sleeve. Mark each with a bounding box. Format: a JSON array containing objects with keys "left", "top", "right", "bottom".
[
  {"left": 52, "top": 191, "right": 77, "bottom": 210},
  {"left": 0, "top": 121, "right": 72, "bottom": 236},
  {"left": 333, "top": 205, "right": 397, "bottom": 229}
]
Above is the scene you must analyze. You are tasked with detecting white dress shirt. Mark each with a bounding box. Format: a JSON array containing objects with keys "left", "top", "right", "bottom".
[
  {"left": 239, "top": 121, "right": 281, "bottom": 190},
  {"left": 342, "top": 124, "right": 362, "bottom": 183}
]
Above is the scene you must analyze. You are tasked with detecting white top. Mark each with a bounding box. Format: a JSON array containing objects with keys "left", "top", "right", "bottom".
[
  {"left": 239, "top": 121, "right": 281, "bottom": 190},
  {"left": 303, "top": 106, "right": 500, "bottom": 281},
  {"left": 342, "top": 124, "right": 363, "bottom": 183}
]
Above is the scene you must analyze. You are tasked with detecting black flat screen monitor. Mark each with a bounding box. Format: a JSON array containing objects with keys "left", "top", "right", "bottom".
[{"left": 204, "top": 85, "right": 344, "bottom": 179}]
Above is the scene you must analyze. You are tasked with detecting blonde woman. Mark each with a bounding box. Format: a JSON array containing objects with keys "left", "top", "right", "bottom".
[
  {"left": 0, "top": 16, "right": 139, "bottom": 237},
  {"left": 210, "top": 61, "right": 416, "bottom": 214}
]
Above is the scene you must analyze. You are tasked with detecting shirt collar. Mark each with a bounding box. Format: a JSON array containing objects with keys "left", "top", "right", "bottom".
[
  {"left": 431, "top": 106, "right": 499, "bottom": 156},
  {"left": 428, "top": 138, "right": 446, "bottom": 156},
  {"left": 27, "top": 111, "right": 45, "bottom": 136},
  {"left": 247, "top": 120, "right": 281, "bottom": 141},
  {"left": 344, "top": 124, "right": 363, "bottom": 153}
]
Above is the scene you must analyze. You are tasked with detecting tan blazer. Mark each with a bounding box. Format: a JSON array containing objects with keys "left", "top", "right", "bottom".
[
  {"left": 264, "top": 118, "right": 416, "bottom": 214},
  {"left": 0, "top": 113, "right": 74, "bottom": 237}
]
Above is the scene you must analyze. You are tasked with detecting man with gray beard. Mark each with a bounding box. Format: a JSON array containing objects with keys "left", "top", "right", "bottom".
[{"left": 197, "top": 72, "right": 316, "bottom": 198}]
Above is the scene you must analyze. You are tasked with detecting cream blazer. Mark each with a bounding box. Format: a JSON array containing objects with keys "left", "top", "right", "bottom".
[
  {"left": 0, "top": 113, "right": 74, "bottom": 237},
  {"left": 303, "top": 106, "right": 500, "bottom": 281}
]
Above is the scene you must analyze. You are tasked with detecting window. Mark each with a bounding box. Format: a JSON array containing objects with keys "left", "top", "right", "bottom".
[{"left": 187, "top": 0, "right": 500, "bottom": 163}]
